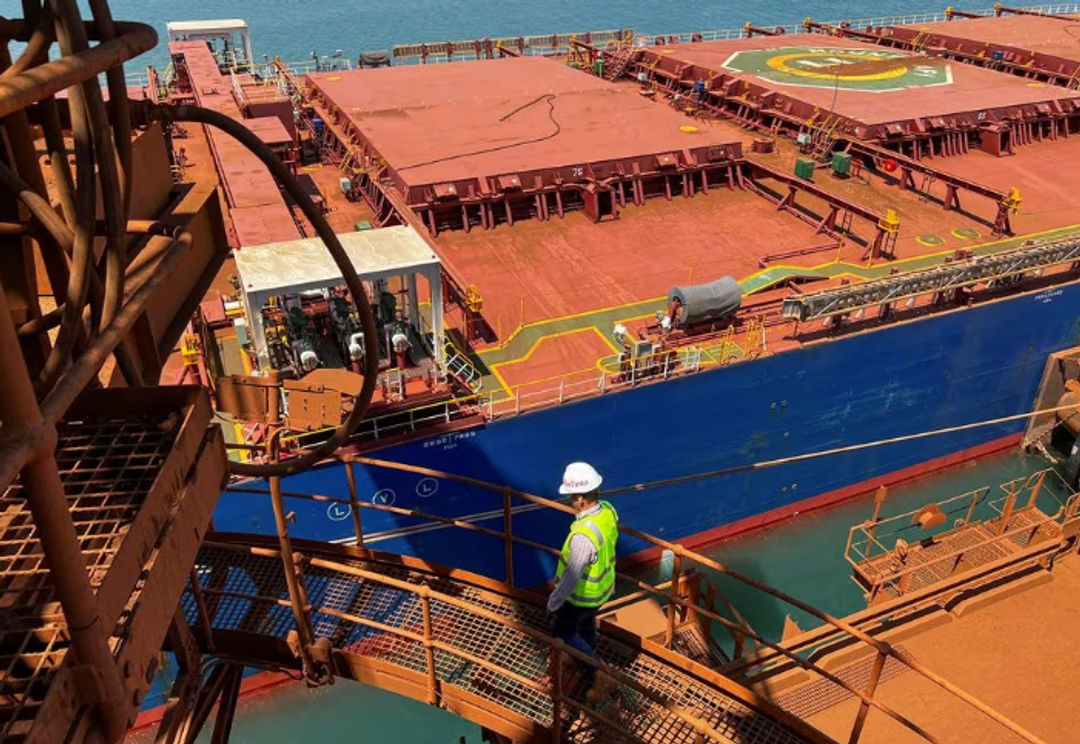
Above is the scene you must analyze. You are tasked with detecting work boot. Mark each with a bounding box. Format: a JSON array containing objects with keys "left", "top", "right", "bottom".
[
  {"left": 584, "top": 670, "right": 617, "bottom": 706},
  {"left": 543, "top": 650, "right": 579, "bottom": 690}
]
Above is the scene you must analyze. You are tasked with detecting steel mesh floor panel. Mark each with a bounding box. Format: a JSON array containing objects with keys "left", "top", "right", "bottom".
[
  {"left": 774, "top": 647, "right": 913, "bottom": 720},
  {"left": 0, "top": 411, "right": 179, "bottom": 742},
  {"left": 672, "top": 623, "right": 719, "bottom": 668},
  {"left": 855, "top": 509, "right": 1065, "bottom": 596},
  {"left": 188, "top": 545, "right": 814, "bottom": 744}
]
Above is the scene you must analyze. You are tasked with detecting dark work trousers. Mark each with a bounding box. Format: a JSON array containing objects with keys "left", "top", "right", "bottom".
[{"left": 552, "top": 602, "right": 598, "bottom": 684}]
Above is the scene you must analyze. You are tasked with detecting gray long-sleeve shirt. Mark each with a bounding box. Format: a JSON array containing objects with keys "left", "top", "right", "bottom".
[{"left": 547, "top": 503, "right": 601, "bottom": 612}]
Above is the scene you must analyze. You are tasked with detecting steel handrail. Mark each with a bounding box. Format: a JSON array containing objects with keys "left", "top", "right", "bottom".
[
  {"left": 197, "top": 536, "right": 826, "bottom": 744},
  {"left": 347, "top": 457, "right": 1046, "bottom": 743},
  {"left": 226, "top": 457, "right": 1045, "bottom": 743}
]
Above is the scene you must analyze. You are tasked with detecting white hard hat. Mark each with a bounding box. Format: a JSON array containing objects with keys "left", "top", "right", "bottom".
[{"left": 559, "top": 462, "right": 603, "bottom": 495}]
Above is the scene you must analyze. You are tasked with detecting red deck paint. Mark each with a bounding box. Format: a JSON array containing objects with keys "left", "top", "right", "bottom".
[
  {"left": 902, "top": 14, "right": 1080, "bottom": 60},
  {"left": 306, "top": 57, "right": 742, "bottom": 202},
  {"left": 170, "top": 41, "right": 298, "bottom": 245},
  {"left": 641, "top": 34, "right": 1080, "bottom": 130},
  {"left": 243, "top": 116, "right": 293, "bottom": 146}
]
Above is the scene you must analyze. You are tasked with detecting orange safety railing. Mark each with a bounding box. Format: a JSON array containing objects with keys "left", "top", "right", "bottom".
[
  {"left": 843, "top": 469, "right": 1078, "bottom": 604},
  {"left": 224, "top": 454, "right": 1051, "bottom": 744},
  {"left": 192, "top": 533, "right": 825, "bottom": 744}
]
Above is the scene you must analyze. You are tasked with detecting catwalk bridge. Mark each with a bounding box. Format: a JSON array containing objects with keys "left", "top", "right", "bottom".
[{"left": 155, "top": 456, "right": 1054, "bottom": 744}]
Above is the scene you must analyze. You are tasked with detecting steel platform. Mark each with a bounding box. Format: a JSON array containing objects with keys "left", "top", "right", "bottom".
[
  {"left": 306, "top": 57, "right": 743, "bottom": 230},
  {"left": 185, "top": 535, "right": 822, "bottom": 744},
  {"left": 0, "top": 388, "right": 224, "bottom": 743},
  {"left": 636, "top": 34, "right": 1080, "bottom": 144}
]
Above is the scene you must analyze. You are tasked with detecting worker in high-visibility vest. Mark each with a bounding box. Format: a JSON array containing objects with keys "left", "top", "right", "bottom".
[{"left": 547, "top": 462, "right": 619, "bottom": 694}]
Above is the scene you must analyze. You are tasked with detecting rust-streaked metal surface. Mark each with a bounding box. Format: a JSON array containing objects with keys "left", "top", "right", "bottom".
[
  {"left": 170, "top": 41, "right": 298, "bottom": 244},
  {"left": 0, "top": 388, "right": 224, "bottom": 743},
  {"left": 187, "top": 534, "right": 823, "bottom": 744}
]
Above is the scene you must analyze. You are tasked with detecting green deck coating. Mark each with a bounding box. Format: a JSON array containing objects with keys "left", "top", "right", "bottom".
[
  {"left": 723, "top": 46, "right": 952, "bottom": 92},
  {"left": 473, "top": 225, "right": 1080, "bottom": 385}
]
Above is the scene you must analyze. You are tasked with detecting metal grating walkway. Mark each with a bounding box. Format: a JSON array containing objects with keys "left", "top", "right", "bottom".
[
  {"left": 0, "top": 389, "right": 224, "bottom": 744},
  {"left": 187, "top": 538, "right": 823, "bottom": 744},
  {"left": 855, "top": 505, "right": 1063, "bottom": 599},
  {"left": 0, "top": 413, "right": 178, "bottom": 740}
]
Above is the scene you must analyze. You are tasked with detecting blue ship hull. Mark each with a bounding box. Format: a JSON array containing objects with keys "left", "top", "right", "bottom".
[{"left": 214, "top": 282, "right": 1080, "bottom": 589}]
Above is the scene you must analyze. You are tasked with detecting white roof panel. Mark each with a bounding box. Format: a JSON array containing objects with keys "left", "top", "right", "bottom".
[
  {"left": 167, "top": 19, "right": 249, "bottom": 34},
  {"left": 235, "top": 226, "right": 440, "bottom": 298}
]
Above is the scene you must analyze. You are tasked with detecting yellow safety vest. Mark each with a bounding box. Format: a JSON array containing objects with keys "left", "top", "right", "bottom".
[{"left": 555, "top": 500, "right": 619, "bottom": 608}]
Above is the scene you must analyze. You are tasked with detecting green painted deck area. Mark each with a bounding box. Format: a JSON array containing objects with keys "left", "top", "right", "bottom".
[{"left": 470, "top": 224, "right": 1080, "bottom": 394}]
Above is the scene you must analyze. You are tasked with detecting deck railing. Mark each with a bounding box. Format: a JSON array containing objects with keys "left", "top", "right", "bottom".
[
  {"left": 224, "top": 455, "right": 1053, "bottom": 744},
  {"left": 843, "top": 469, "right": 1079, "bottom": 604},
  {"left": 269, "top": 345, "right": 708, "bottom": 454},
  {"left": 131, "top": 2, "right": 1080, "bottom": 87}
]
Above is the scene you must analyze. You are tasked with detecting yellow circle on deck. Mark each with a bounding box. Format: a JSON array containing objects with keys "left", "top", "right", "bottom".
[
  {"left": 765, "top": 52, "right": 909, "bottom": 82},
  {"left": 327, "top": 75, "right": 343, "bottom": 82},
  {"left": 1027, "top": 82, "right": 1045, "bottom": 88},
  {"left": 916, "top": 234, "right": 946, "bottom": 247},
  {"left": 952, "top": 227, "right": 981, "bottom": 240},
  {"left": 679, "top": 125, "right": 699, "bottom": 133}
]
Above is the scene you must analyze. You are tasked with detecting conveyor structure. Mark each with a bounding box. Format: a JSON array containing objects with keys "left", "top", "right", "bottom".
[{"left": 781, "top": 234, "right": 1080, "bottom": 322}]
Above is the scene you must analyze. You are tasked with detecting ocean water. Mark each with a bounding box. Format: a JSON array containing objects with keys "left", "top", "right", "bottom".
[{"left": 72, "top": 0, "right": 958, "bottom": 69}]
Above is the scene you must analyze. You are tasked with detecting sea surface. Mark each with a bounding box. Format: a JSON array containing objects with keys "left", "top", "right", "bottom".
[
  {"left": 59, "top": 0, "right": 1040, "bottom": 739},
  {"left": 65, "top": 0, "right": 960, "bottom": 69}
]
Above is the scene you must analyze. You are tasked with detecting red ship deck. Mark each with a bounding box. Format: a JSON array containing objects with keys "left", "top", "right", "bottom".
[
  {"left": 896, "top": 13, "right": 1080, "bottom": 60},
  {"left": 167, "top": 39, "right": 1080, "bottom": 406},
  {"left": 306, "top": 57, "right": 743, "bottom": 205},
  {"left": 289, "top": 48, "right": 1080, "bottom": 393},
  {"left": 170, "top": 41, "right": 299, "bottom": 245},
  {"left": 638, "top": 34, "right": 1080, "bottom": 135}
]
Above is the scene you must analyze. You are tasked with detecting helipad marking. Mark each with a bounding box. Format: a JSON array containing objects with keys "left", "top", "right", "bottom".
[
  {"left": 723, "top": 46, "right": 953, "bottom": 93},
  {"left": 765, "top": 52, "right": 909, "bottom": 82}
]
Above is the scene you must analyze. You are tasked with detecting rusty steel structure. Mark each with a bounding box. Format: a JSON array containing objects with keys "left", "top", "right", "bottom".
[
  {"left": 845, "top": 470, "right": 1080, "bottom": 605},
  {"left": 0, "top": 1, "right": 382, "bottom": 741},
  {"left": 0, "top": 2, "right": 226, "bottom": 740},
  {"left": 627, "top": 32, "right": 1080, "bottom": 160}
]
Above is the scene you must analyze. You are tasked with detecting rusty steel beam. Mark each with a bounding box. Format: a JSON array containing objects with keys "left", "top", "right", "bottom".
[
  {"left": 841, "top": 138, "right": 1015, "bottom": 232},
  {"left": 996, "top": 4, "right": 1079, "bottom": 20},
  {"left": 0, "top": 280, "right": 128, "bottom": 740},
  {"left": 945, "top": 7, "right": 987, "bottom": 19},
  {"left": 0, "top": 21, "right": 156, "bottom": 120}
]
